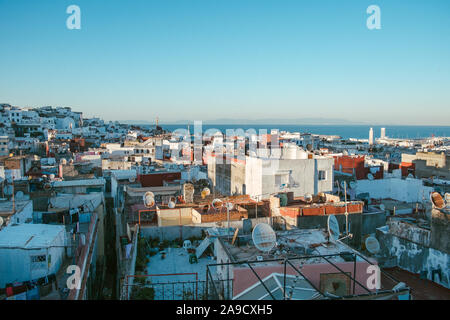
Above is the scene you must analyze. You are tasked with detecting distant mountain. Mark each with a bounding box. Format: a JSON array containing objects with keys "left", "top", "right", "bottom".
[{"left": 168, "top": 118, "right": 368, "bottom": 125}]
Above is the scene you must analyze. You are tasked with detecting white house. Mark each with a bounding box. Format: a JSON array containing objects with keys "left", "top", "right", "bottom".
[{"left": 0, "top": 224, "right": 67, "bottom": 288}]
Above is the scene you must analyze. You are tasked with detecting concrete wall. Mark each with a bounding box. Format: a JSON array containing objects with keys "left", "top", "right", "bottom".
[
  {"left": 377, "top": 227, "right": 449, "bottom": 289},
  {"left": 139, "top": 217, "right": 271, "bottom": 241},
  {"left": 355, "top": 178, "right": 434, "bottom": 203},
  {"left": 157, "top": 207, "right": 193, "bottom": 226},
  {"left": 431, "top": 209, "right": 450, "bottom": 254}
]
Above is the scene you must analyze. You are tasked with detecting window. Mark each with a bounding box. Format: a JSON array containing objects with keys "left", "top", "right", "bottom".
[
  {"left": 318, "top": 170, "right": 327, "bottom": 181},
  {"left": 31, "top": 255, "right": 46, "bottom": 263}
]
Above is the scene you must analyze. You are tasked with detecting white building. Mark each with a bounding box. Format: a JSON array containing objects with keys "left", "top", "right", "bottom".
[
  {"left": 245, "top": 153, "right": 334, "bottom": 200},
  {"left": 0, "top": 224, "right": 67, "bottom": 288},
  {"left": 369, "top": 128, "right": 374, "bottom": 145}
]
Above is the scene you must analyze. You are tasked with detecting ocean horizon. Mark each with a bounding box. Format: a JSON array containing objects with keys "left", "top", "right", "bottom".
[{"left": 138, "top": 124, "right": 450, "bottom": 140}]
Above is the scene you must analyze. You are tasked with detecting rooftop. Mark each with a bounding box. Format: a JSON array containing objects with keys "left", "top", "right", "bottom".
[{"left": 0, "top": 223, "right": 65, "bottom": 249}]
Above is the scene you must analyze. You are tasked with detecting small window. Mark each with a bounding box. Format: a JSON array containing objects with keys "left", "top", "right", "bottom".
[
  {"left": 318, "top": 170, "right": 327, "bottom": 181},
  {"left": 31, "top": 255, "right": 46, "bottom": 263}
]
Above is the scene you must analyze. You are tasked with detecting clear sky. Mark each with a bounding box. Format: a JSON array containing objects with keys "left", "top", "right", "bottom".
[{"left": 0, "top": 0, "right": 449, "bottom": 125}]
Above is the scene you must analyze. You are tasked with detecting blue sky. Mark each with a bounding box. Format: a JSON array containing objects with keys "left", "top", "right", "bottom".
[{"left": 0, "top": 0, "right": 449, "bottom": 125}]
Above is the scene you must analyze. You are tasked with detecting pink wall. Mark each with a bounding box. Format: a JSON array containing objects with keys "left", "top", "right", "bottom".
[{"left": 233, "top": 260, "right": 377, "bottom": 297}]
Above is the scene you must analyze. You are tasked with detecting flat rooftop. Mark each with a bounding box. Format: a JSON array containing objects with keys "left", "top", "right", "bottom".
[
  {"left": 224, "top": 228, "right": 352, "bottom": 265},
  {"left": 144, "top": 247, "right": 216, "bottom": 300},
  {"left": 0, "top": 223, "right": 65, "bottom": 249}
]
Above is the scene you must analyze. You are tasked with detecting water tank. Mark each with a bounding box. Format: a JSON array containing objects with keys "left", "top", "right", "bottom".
[{"left": 283, "top": 144, "right": 297, "bottom": 160}]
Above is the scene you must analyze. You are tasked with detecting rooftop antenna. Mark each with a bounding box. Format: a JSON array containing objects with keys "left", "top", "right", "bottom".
[{"left": 252, "top": 223, "right": 277, "bottom": 252}]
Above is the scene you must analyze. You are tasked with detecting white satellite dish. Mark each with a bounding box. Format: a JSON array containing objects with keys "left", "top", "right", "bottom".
[
  {"left": 212, "top": 198, "right": 223, "bottom": 210},
  {"left": 252, "top": 223, "right": 277, "bottom": 252},
  {"left": 0, "top": 216, "right": 4, "bottom": 227},
  {"left": 15, "top": 191, "right": 24, "bottom": 200},
  {"left": 367, "top": 173, "right": 374, "bottom": 181},
  {"left": 365, "top": 236, "right": 381, "bottom": 254},
  {"left": 143, "top": 191, "right": 155, "bottom": 208},
  {"left": 349, "top": 181, "right": 356, "bottom": 189},
  {"left": 168, "top": 201, "right": 176, "bottom": 209},
  {"left": 407, "top": 173, "right": 414, "bottom": 179},
  {"left": 327, "top": 215, "right": 340, "bottom": 243},
  {"left": 129, "top": 176, "right": 136, "bottom": 183},
  {"left": 304, "top": 194, "right": 313, "bottom": 203},
  {"left": 379, "top": 204, "right": 386, "bottom": 211}
]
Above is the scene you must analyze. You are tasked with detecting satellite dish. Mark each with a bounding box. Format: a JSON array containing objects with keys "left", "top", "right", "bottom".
[
  {"left": 0, "top": 216, "right": 4, "bottom": 227},
  {"left": 168, "top": 201, "right": 176, "bottom": 209},
  {"left": 349, "top": 181, "right": 356, "bottom": 189},
  {"left": 407, "top": 173, "right": 414, "bottom": 179},
  {"left": 201, "top": 188, "right": 211, "bottom": 199},
  {"left": 343, "top": 150, "right": 349, "bottom": 156},
  {"left": 212, "top": 198, "right": 223, "bottom": 210},
  {"left": 252, "top": 223, "right": 277, "bottom": 252},
  {"left": 367, "top": 173, "right": 374, "bottom": 181},
  {"left": 304, "top": 194, "right": 313, "bottom": 203},
  {"left": 365, "top": 236, "right": 381, "bottom": 254},
  {"left": 128, "top": 176, "right": 136, "bottom": 183},
  {"left": 15, "top": 191, "right": 24, "bottom": 200},
  {"left": 430, "top": 192, "right": 445, "bottom": 209},
  {"left": 143, "top": 191, "right": 155, "bottom": 208},
  {"left": 379, "top": 204, "right": 386, "bottom": 211},
  {"left": 327, "top": 215, "right": 340, "bottom": 242}
]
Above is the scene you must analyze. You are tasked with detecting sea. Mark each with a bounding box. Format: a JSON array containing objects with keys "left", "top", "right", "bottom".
[{"left": 142, "top": 124, "right": 450, "bottom": 140}]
